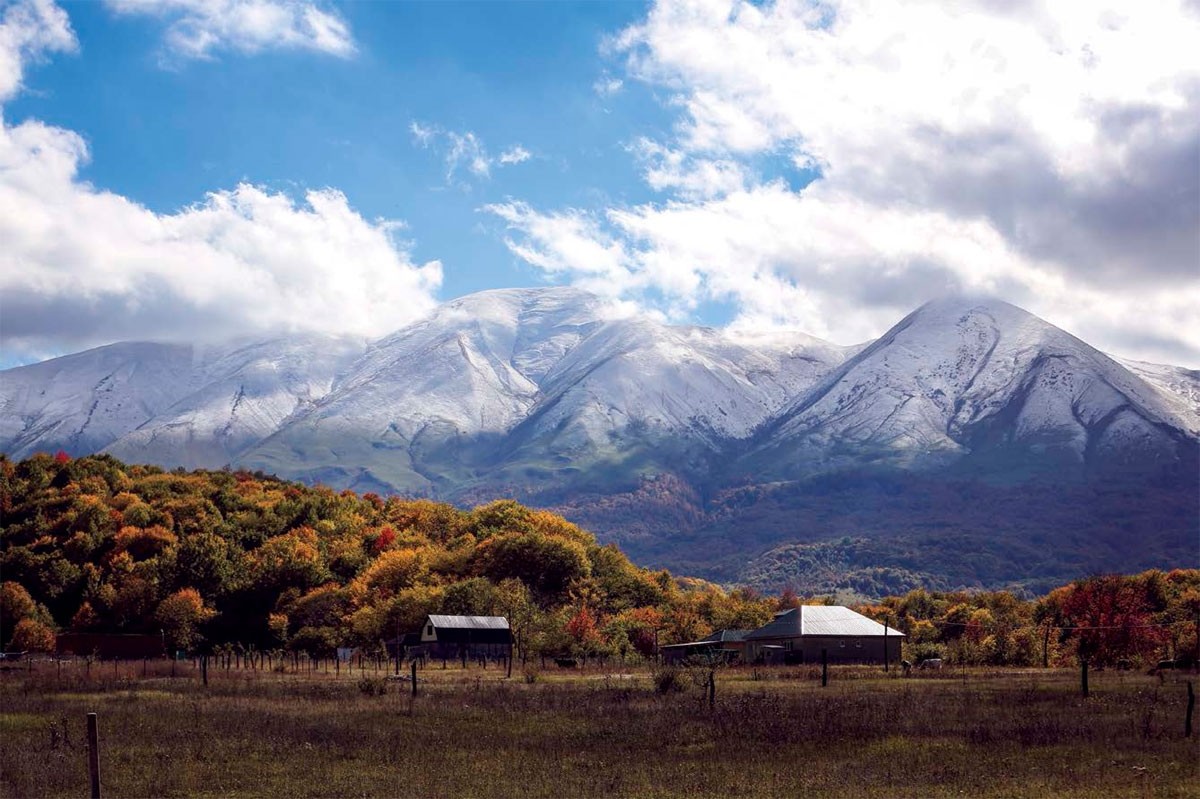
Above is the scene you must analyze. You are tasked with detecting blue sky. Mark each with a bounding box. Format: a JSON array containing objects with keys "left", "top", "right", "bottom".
[
  {"left": 1, "top": 0, "right": 1197, "bottom": 368},
  {"left": 6, "top": 1, "right": 668, "bottom": 300}
]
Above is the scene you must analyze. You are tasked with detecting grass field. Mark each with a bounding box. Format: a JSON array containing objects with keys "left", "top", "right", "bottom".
[{"left": 1, "top": 658, "right": 1197, "bottom": 798}]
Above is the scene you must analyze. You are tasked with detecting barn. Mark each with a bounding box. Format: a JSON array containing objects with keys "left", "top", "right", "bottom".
[
  {"left": 744, "top": 606, "right": 903, "bottom": 665},
  {"left": 415, "top": 615, "right": 511, "bottom": 661}
]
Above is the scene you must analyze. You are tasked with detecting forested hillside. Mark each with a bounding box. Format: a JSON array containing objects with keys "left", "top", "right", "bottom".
[{"left": 1, "top": 454, "right": 1196, "bottom": 669}]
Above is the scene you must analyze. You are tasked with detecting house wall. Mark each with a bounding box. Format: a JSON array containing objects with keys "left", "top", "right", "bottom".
[{"left": 745, "top": 635, "right": 901, "bottom": 665}]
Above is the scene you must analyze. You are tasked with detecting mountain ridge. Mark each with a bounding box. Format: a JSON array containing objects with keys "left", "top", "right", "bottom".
[{"left": 2, "top": 288, "right": 1196, "bottom": 592}]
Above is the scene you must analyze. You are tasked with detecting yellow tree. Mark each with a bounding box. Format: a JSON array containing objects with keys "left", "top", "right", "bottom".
[{"left": 156, "top": 588, "right": 217, "bottom": 652}]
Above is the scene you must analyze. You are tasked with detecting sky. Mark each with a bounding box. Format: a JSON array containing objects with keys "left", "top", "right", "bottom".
[{"left": 0, "top": 0, "right": 1197, "bottom": 369}]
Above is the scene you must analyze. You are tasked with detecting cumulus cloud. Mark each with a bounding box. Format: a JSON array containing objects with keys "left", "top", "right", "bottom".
[
  {"left": 489, "top": 0, "right": 1200, "bottom": 365},
  {"left": 104, "top": 0, "right": 355, "bottom": 60},
  {"left": 0, "top": 0, "right": 439, "bottom": 363},
  {"left": 0, "top": 0, "right": 74, "bottom": 101},
  {"left": 409, "top": 121, "right": 532, "bottom": 184}
]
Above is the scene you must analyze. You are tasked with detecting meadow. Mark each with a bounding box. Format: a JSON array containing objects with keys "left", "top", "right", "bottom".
[{"left": 1, "top": 657, "right": 1197, "bottom": 798}]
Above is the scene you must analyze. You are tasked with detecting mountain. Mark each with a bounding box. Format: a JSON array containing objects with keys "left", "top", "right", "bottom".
[
  {"left": 743, "top": 297, "right": 1198, "bottom": 482},
  {"left": 1, "top": 289, "right": 1196, "bottom": 594}
]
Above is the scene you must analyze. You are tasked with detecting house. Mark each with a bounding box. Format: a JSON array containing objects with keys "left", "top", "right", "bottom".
[
  {"left": 744, "top": 606, "right": 903, "bottom": 665},
  {"left": 414, "top": 615, "right": 511, "bottom": 661},
  {"left": 660, "top": 629, "right": 752, "bottom": 664}
]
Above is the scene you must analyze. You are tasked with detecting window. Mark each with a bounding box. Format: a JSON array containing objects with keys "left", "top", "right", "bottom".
[
  {"left": 426, "top": 625, "right": 433, "bottom": 636},
  {"left": 855, "top": 641, "right": 862, "bottom": 648},
  {"left": 839, "top": 641, "right": 846, "bottom": 648}
]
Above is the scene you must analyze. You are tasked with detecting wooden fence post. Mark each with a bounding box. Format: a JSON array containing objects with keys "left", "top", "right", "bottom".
[
  {"left": 821, "top": 649, "right": 828, "bottom": 687},
  {"left": 411, "top": 660, "right": 418, "bottom": 697},
  {"left": 86, "top": 712, "right": 101, "bottom": 799},
  {"left": 1186, "top": 681, "right": 1194, "bottom": 738},
  {"left": 884, "top": 617, "right": 889, "bottom": 673},
  {"left": 1081, "top": 659, "right": 1089, "bottom": 698}
]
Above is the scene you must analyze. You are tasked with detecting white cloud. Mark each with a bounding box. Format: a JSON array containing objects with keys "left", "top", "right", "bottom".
[
  {"left": 409, "top": 121, "right": 532, "bottom": 184},
  {"left": 631, "top": 137, "right": 747, "bottom": 200},
  {"left": 0, "top": 1, "right": 439, "bottom": 363},
  {"left": 490, "top": 0, "right": 1200, "bottom": 365},
  {"left": 0, "top": 0, "right": 75, "bottom": 101},
  {"left": 446, "top": 131, "right": 491, "bottom": 179},
  {"left": 593, "top": 74, "right": 623, "bottom": 97},
  {"left": 408, "top": 121, "right": 435, "bottom": 147},
  {"left": 104, "top": 0, "right": 355, "bottom": 60},
  {"left": 498, "top": 145, "right": 531, "bottom": 166}
]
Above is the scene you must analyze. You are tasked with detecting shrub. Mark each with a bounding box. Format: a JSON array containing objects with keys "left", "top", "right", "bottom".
[
  {"left": 357, "top": 676, "right": 387, "bottom": 696},
  {"left": 651, "top": 664, "right": 684, "bottom": 694}
]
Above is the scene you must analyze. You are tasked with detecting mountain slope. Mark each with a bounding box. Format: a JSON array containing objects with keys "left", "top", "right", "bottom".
[{"left": 743, "top": 297, "right": 1196, "bottom": 482}]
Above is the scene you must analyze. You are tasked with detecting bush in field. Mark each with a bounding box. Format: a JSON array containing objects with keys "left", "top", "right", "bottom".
[
  {"left": 357, "top": 676, "right": 387, "bottom": 696},
  {"left": 651, "top": 664, "right": 684, "bottom": 693}
]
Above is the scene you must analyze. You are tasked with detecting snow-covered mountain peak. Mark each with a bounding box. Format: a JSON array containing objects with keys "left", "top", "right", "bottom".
[{"left": 755, "top": 294, "right": 1196, "bottom": 477}]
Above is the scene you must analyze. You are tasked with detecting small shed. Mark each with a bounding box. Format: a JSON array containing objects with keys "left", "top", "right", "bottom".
[
  {"left": 744, "top": 606, "right": 903, "bottom": 665},
  {"left": 660, "top": 629, "right": 752, "bottom": 664},
  {"left": 417, "top": 615, "right": 511, "bottom": 661}
]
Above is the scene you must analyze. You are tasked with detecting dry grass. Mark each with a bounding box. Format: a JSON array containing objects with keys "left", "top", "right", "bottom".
[{"left": 1, "top": 659, "right": 1197, "bottom": 798}]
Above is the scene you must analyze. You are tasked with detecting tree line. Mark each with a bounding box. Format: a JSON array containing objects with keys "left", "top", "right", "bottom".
[{"left": 1, "top": 453, "right": 1196, "bottom": 668}]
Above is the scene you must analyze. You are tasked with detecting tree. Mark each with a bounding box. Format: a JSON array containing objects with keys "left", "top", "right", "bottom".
[
  {"left": 156, "top": 588, "right": 217, "bottom": 652},
  {"left": 1039, "top": 575, "right": 1168, "bottom": 666},
  {"left": 1, "top": 581, "right": 38, "bottom": 646},
  {"left": 11, "top": 618, "right": 56, "bottom": 652}
]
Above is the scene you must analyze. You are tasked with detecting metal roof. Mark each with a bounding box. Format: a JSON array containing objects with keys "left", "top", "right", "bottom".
[
  {"left": 426, "top": 615, "right": 510, "bottom": 631},
  {"left": 746, "top": 606, "right": 904, "bottom": 639},
  {"left": 705, "top": 629, "right": 752, "bottom": 643}
]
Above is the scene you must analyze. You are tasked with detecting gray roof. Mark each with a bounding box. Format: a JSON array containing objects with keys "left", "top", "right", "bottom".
[
  {"left": 705, "top": 629, "right": 752, "bottom": 643},
  {"left": 426, "top": 615, "right": 510, "bottom": 631},
  {"left": 746, "top": 606, "right": 904, "bottom": 640}
]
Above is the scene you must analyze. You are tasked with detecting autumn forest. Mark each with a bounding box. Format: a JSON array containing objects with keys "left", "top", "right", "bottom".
[{"left": 1, "top": 453, "right": 1197, "bottom": 669}]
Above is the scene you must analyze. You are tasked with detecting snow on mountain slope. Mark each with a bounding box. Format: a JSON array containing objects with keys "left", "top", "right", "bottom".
[
  {"left": 238, "top": 287, "right": 847, "bottom": 492},
  {"left": 500, "top": 316, "right": 846, "bottom": 471},
  {"left": 750, "top": 297, "right": 1195, "bottom": 478},
  {"left": 238, "top": 288, "right": 609, "bottom": 492},
  {"left": 2, "top": 289, "right": 1195, "bottom": 496},
  {"left": 1117, "top": 359, "right": 1200, "bottom": 435},
  {"left": 104, "top": 335, "right": 365, "bottom": 469},
  {"left": 0, "top": 342, "right": 198, "bottom": 459}
]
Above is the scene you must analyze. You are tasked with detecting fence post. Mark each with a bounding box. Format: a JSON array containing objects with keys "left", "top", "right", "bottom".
[
  {"left": 1186, "top": 681, "right": 1194, "bottom": 738},
  {"left": 86, "top": 712, "right": 101, "bottom": 799},
  {"left": 821, "top": 649, "right": 828, "bottom": 687},
  {"left": 411, "top": 660, "right": 418, "bottom": 697},
  {"left": 1081, "top": 658, "right": 1089, "bottom": 698},
  {"left": 884, "top": 616, "right": 889, "bottom": 673}
]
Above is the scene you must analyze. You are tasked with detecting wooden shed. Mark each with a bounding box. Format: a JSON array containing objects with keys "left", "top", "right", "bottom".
[
  {"left": 416, "top": 615, "right": 511, "bottom": 661},
  {"left": 744, "top": 606, "right": 903, "bottom": 665}
]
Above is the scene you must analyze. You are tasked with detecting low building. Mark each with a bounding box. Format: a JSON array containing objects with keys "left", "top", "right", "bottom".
[
  {"left": 660, "top": 629, "right": 752, "bottom": 664},
  {"left": 744, "top": 606, "right": 903, "bottom": 665},
  {"left": 56, "top": 633, "right": 166, "bottom": 660},
  {"left": 414, "top": 615, "right": 511, "bottom": 661}
]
